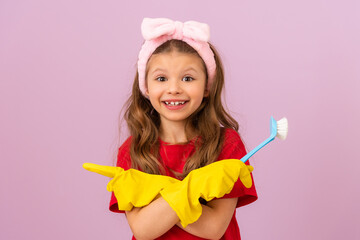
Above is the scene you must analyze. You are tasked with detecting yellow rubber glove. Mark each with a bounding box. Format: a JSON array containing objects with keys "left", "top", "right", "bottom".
[
  {"left": 159, "top": 159, "right": 253, "bottom": 228},
  {"left": 83, "top": 163, "right": 179, "bottom": 211}
]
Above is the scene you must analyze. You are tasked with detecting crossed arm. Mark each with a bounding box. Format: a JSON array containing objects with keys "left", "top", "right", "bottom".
[
  {"left": 125, "top": 196, "right": 238, "bottom": 240},
  {"left": 83, "top": 161, "right": 251, "bottom": 239}
]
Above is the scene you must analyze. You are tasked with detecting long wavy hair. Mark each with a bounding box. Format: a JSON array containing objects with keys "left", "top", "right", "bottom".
[{"left": 122, "top": 39, "right": 239, "bottom": 179}]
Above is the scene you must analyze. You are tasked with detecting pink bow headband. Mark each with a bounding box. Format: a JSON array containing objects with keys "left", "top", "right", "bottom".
[{"left": 137, "top": 18, "right": 216, "bottom": 95}]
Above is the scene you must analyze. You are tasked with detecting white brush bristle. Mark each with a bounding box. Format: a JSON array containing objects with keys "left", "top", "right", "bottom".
[{"left": 276, "top": 117, "right": 288, "bottom": 140}]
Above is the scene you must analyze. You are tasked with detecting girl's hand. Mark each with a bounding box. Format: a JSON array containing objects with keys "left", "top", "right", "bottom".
[
  {"left": 83, "top": 163, "right": 179, "bottom": 211},
  {"left": 159, "top": 159, "right": 253, "bottom": 228}
]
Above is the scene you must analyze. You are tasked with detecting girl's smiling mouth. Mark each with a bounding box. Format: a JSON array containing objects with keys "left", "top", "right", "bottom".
[
  {"left": 164, "top": 101, "right": 186, "bottom": 106},
  {"left": 162, "top": 100, "right": 188, "bottom": 109}
]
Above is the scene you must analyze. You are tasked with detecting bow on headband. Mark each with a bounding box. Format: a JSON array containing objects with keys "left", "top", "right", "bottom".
[{"left": 141, "top": 18, "right": 211, "bottom": 42}]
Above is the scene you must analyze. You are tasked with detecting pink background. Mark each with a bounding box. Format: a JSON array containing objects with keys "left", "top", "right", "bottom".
[{"left": 1, "top": 0, "right": 359, "bottom": 239}]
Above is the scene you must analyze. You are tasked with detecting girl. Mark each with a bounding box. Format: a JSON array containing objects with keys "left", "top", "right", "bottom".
[{"left": 109, "top": 18, "right": 257, "bottom": 240}]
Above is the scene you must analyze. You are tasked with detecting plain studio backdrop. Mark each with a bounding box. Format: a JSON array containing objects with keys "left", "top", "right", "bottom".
[{"left": 1, "top": 0, "right": 359, "bottom": 239}]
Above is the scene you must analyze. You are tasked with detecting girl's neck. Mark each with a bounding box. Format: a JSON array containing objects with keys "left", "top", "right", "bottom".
[{"left": 159, "top": 121, "right": 196, "bottom": 144}]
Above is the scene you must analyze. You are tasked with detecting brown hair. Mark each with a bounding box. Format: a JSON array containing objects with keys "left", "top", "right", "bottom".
[{"left": 122, "top": 40, "right": 239, "bottom": 178}]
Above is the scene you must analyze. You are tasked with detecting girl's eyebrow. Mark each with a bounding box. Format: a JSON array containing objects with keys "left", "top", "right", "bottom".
[
  {"left": 149, "top": 68, "right": 167, "bottom": 74},
  {"left": 183, "top": 67, "right": 198, "bottom": 72},
  {"left": 148, "top": 66, "right": 200, "bottom": 75}
]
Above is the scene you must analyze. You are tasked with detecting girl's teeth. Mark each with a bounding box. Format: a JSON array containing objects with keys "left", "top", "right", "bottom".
[{"left": 165, "top": 101, "right": 185, "bottom": 106}]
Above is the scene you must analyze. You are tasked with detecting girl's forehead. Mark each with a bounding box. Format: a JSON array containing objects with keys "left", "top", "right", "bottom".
[{"left": 147, "top": 51, "right": 205, "bottom": 71}]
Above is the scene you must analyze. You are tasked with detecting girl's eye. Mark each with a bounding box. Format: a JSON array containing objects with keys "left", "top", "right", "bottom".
[
  {"left": 182, "top": 76, "right": 194, "bottom": 82},
  {"left": 156, "top": 76, "right": 167, "bottom": 82}
]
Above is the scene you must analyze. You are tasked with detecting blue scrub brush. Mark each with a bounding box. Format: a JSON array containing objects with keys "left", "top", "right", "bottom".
[{"left": 240, "top": 117, "right": 288, "bottom": 163}]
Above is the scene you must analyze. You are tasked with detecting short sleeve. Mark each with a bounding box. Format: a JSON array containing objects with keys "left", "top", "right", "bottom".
[
  {"left": 109, "top": 137, "right": 132, "bottom": 213},
  {"left": 217, "top": 129, "right": 258, "bottom": 208}
]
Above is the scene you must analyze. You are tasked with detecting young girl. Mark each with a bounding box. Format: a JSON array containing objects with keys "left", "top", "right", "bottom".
[{"left": 109, "top": 18, "right": 257, "bottom": 240}]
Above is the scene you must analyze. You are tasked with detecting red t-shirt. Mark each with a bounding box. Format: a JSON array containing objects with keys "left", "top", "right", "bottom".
[{"left": 109, "top": 128, "right": 257, "bottom": 239}]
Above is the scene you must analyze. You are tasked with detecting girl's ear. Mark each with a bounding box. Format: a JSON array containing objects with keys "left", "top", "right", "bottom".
[{"left": 204, "top": 89, "right": 209, "bottom": 97}]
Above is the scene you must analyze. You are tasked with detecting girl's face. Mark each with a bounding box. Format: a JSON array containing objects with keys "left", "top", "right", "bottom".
[{"left": 146, "top": 50, "right": 209, "bottom": 127}]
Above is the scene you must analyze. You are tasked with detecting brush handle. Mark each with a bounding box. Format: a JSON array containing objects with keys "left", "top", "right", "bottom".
[{"left": 240, "top": 136, "right": 275, "bottom": 163}]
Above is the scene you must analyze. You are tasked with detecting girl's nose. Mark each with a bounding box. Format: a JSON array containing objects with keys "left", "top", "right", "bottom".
[{"left": 167, "top": 79, "right": 182, "bottom": 94}]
